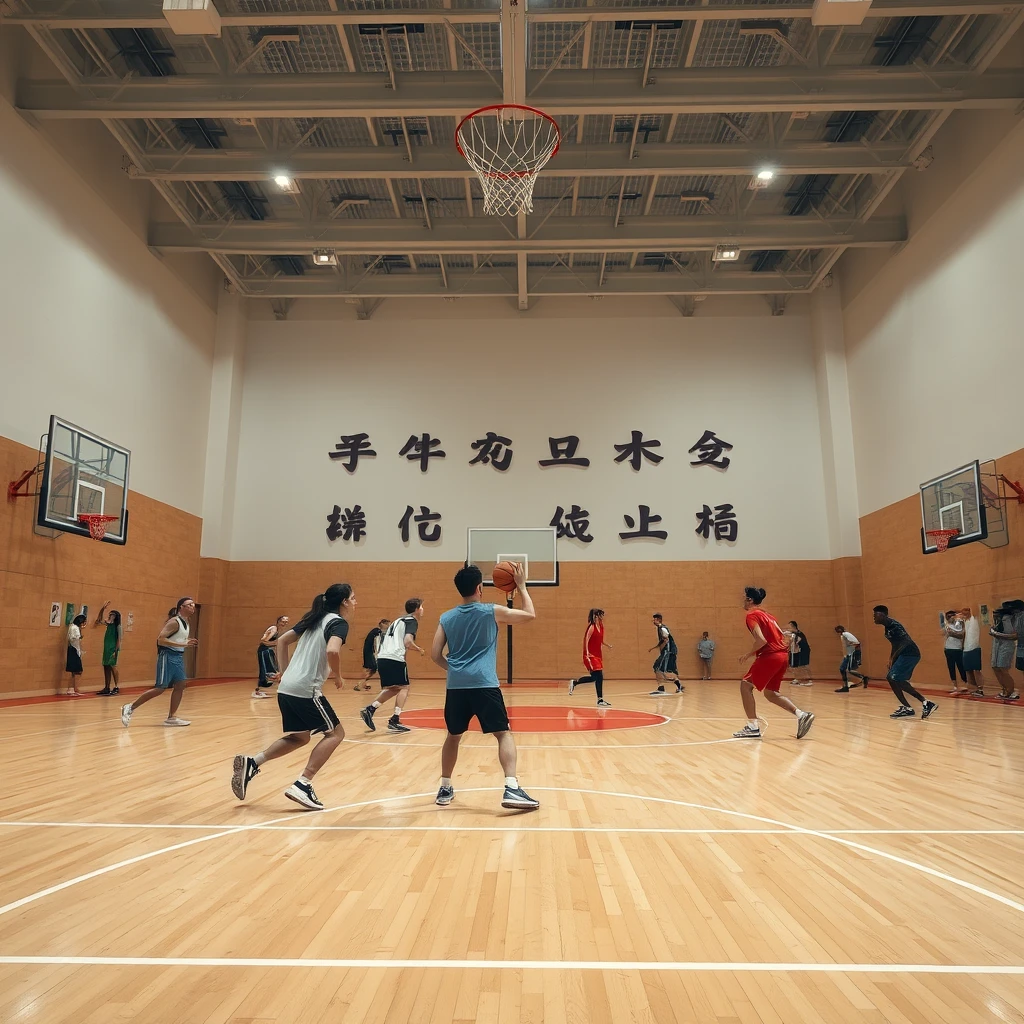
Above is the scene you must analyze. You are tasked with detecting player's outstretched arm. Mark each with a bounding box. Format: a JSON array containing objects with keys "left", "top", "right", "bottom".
[{"left": 493, "top": 564, "right": 535, "bottom": 625}]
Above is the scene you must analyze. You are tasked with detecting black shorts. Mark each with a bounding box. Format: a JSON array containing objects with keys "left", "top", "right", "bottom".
[
  {"left": 277, "top": 691, "right": 340, "bottom": 735},
  {"left": 444, "top": 687, "right": 510, "bottom": 735},
  {"left": 377, "top": 658, "right": 409, "bottom": 688},
  {"left": 362, "top": 655, "right": 377, "bottom": 672},
  {"left": 653, "top": 650, "right": 678, "bottom": 675}
]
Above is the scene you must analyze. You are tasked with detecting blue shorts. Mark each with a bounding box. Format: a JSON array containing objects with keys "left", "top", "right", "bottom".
[
  {"left": 155, "top": 647, "right": 188, "bottom": 689},
  {"left": 963, "top": 648, "right": 982, "bottom": 673},
  {"left": 888, "top": 654, "right": 920, "bottom": 684}
]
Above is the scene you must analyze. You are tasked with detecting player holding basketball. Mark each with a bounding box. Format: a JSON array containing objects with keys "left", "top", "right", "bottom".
[
  {"left": 569, "top": 608, "right": 613, "bottom": 707},
  {"left": 360, "top": 599, "right": 425, "bottom": 733},
  {"left": 873, "top": 605, "right": 938, "bottom": 719},
  {"left": 431, "top": 563, "right": 539, "bottom": 810},
  {"left": 649, "top": 614, "right": 684, "bottom": 695},
  {"left": 231, "top": 583, "right": 356, "bottom": 810},
  {"left": 733, "top": 587, "right": 815, "bottom": 740},
  {"left": 121, "top": 598, "right": 198, "bottom": 727}
]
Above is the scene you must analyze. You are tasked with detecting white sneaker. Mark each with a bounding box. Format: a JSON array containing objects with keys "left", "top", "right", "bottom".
[
  {"left": 120, "top": 703, "right": 133, "bottom": 728},
  {"left": 163, "top": 717, "right": 191, "bottom": 727}
]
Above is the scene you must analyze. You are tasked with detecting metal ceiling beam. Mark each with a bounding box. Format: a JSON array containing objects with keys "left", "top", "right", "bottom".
[
  {"left": 148, "top": 215, "right": 905, "bottom": 255},
  {"left": 20, "top": 68, "right": 1024, "bottom": 119},
  {"left": 130, "top": 141, "right": 911, "bottom": 180},
  {"left": 233, "top": 268, "right": 817, "bottom": 299},
  {"left": 4, "top": 1, "right": 1014, "bottom": 29}
]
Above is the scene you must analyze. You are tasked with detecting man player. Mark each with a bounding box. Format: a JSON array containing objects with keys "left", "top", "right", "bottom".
[
  {"left": 873, "top": 605, "right": 937, "bottom": 719},
  {"left": 834, "top": 624, "right": 870, "bottom": 692},
  {"left": 649, "top": 613, "right": 684, "bottom": 695},
  {"left": 360, "top": 599, "right": 425, "bottom": 733},
  {"left": 733, "top": 586, "right": 814, "bottom": 740},
  {"left": 431, "top": 563, "right": 539, "bottom": 810},
  {"left": 353, "top": 618, "right": 389, "bottom": 692}
]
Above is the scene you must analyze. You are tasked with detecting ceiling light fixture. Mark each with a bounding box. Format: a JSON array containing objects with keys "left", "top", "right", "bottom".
[
  {"left": 312, "top": 249, "right": 338, "bottom": 266},
  {"left": 274, "top": 174, "right": 300, "bottom": 194},
  {"left": 713, "top": 245, "right": 740, "bottom": 262}
]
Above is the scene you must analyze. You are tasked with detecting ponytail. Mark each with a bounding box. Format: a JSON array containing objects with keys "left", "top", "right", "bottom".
[
  {"left": 744, "top": 586, "right": 767, "bottom": 605},
  {"left": 294, "top": 583, "right": 353, "bottom": 634}
]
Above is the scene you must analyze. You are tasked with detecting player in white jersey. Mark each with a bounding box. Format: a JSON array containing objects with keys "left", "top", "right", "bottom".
[
  {"left": 231, "top": 583, "right": 356, "bottom": 810},
  {"left": 121, "top": 597, "right": 198, "bottom": 728},
  {"left": 834, "top": 625, "right": 870, "bottom": 692},
  {"left": 360, "top": 598, "right": 425, "bottom": 733}
]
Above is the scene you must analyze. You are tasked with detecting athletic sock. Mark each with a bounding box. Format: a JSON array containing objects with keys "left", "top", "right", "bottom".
[
  {"left": 440, "top": 777, "right": 452, "bottom": 788},
  {"left": 253, "top": 752, "right": 266, "bottom": 766},
  {"left": 371, "top": 701, "right": 381, "bottom": 709},
  {"left": 392, "top": 707, "right": 402, "bottom": 717},
  {"left": 505, "top": 776, "right": 519, "bottom": 789},
  {"left": 747, "top": 720, "right": 759, "bottom": 730}
]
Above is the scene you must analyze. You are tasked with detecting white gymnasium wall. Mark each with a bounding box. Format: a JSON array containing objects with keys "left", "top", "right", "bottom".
[
  {"left": 0, "top": 87, "right": 217, "bottom": 515},
  {"left": 842, "top": 118, "right": 1024, "bottom": 516},
  {"left": 231, "top": 315, "right": 832, "bottom": 561}
]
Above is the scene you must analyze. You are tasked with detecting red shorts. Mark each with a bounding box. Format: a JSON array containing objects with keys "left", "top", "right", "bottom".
[
  {"left": 743, "top": 651, "right": 789, "bottom": 692},
  {"left": 584, "top": 658, "right": 603, "bottom": 672}
]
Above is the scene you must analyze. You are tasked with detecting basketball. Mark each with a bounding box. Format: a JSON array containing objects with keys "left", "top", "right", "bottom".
[{"left": 492, "top": 561, "right": 518, "bottom": 593}]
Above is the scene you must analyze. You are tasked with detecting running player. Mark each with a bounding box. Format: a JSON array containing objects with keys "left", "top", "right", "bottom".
[
  {"left": 833, "top": 624, "right": 870, "bottom": 692},
  {"left": 360, "top": 600, "right": 425, "bottom": 733},
  {"left": 121, "top": 598, "right": 198, "bottom": 727},
  {"left": 873, "top": 604, "right": 938, "bottom": 719},
  {"left": 648, "top": 614, "right": 683, "bottom": 695},
  {"left": 733, "top": 587, "right": 815, "bottom": 740},
  {"left": 353, "top": 618, "right": 389, "bottom": 691},
  {"left": 568, "top": 608, "right": 612, "bottom": 707},
  {"left": 231, "top": 583, "right": 356, "bottom": 810},
  {"left": 252, "top": 615, "right": 289, "bottom": 699},
  {"left": 431, "top": 563, "right": 539, "bottom": 810}
]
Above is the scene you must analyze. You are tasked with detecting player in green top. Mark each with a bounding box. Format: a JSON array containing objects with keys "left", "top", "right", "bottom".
[{"left": 95, "top": 601, "right": 123, "bottom": 696}]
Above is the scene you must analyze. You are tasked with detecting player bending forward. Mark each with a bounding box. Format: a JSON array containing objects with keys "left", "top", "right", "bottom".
[
  {"left": 231, "top": 583, "right": 356, "bottom": 810},
  {"left": 733, "top": 586, "right": 815, "bottom": 741},
  {"left": 431, "top": 563, "right": 539, "bottom": 811}
]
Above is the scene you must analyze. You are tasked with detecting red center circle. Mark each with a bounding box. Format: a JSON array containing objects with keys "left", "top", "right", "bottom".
[{"left": 399, "top": 705, "right": 667, "bottom": 733}]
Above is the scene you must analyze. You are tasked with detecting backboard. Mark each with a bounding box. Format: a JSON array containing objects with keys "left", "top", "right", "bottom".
[
  {"left": 467, "top": 527, "right": 558, "bottom": 586},
  {"left": 919, "top": 461, "right": 986, "bottom": 554},
  {"left": 37, "top": 416, "right": 130, "bottom": 544}
]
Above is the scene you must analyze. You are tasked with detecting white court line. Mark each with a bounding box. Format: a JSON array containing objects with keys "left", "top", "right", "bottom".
[
  {"left": 0, "top": 791, "right": 437, "bottom": 920},
  {"left": 342, "top": 736, "right": 734, "bottom": 750},
  {"left": 0, "top": 955, "right": 1022, "bottom": 974},
  {"left": 2, "top": 821, "right": 1024, "bottom": 837},
  {"left": 4, "top": 787, "right": 1024, "bottom": 927}
]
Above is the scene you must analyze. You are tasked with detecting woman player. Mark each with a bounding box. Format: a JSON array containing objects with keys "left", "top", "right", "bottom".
[
  {"left": 231, "top": 583, "right": 356, "bottom": 811},
  {"left": 568, "top": 608, "right": 613, "bottom": 707},
  {"left": 95, "top": 603, "right": 123, "bottom": 695},
  {"left": 252, "top": 615, "right": 289, "bottom": 699},
  {"left": 733, "top": 587, "right": 815, "bottom": 740},
  {"left": 354, "top": 618, "right": 389, "bottom": 692},
  {"left": 787, "top": 620, "right": 813, "bottom": 685},
  {"left": 65, "top": 613, "right": 88, "bottom": 696}
]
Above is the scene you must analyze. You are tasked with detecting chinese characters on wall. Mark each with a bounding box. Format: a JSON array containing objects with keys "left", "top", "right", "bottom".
[{"left": 324, "top": 430, "right": 738, "bottom": 545}]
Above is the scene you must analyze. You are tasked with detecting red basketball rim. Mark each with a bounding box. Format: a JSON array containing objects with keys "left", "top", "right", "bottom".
[{"left": 455, "top": 103, "right": 562, "bottom": 160}]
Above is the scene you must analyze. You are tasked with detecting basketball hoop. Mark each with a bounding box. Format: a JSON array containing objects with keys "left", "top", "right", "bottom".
[
  {"left": 78, "top": 514, "right": 118, "bottom": 541},
  {"left": 456, "top": 104, "right": 561, "bottom": 216},
  {"left": 926, "top": 528, "right": 960, "bottom": 553}
]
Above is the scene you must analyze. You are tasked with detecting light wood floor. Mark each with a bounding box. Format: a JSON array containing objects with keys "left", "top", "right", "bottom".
[{"left": 2, "top": 678, "right": 1024, "bottom": 1023}]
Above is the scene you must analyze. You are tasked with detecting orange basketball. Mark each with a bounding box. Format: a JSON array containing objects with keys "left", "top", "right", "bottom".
[{"left": 492, "top": 561, "right": 518, "bottom": 593}]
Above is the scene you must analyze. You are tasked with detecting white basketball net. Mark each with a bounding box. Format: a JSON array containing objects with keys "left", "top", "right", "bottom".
[{"left": 456, "top": 106, "right": 560, "bottom": 217}]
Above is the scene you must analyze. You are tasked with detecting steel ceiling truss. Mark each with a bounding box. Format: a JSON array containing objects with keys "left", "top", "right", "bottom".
[{"left": 6, "top": 0, "right": 1023, "bottom": 302}]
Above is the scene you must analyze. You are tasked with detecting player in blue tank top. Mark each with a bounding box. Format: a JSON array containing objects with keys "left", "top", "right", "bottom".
[{"left": 430, "top": 562, "right": 540, "bottom": 811}]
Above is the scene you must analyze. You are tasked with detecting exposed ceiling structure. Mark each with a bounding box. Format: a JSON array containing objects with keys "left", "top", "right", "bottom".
[{"left": 6, "top": 0, "right": 1024, "bottom": 311}]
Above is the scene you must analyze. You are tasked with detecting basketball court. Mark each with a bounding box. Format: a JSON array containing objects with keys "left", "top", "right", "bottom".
[{"left": 2, "top": 0, "right": 1024, "bottom": 1021}]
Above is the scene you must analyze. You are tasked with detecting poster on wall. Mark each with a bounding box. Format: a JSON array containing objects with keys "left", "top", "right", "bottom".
[
  {"left": 126, "top": 611, "right": 134, "bottom": 633},
  {"left": 49, "top": 602, "right": 61, "bottom": 627},
  {"left": 64, "top": 602, "right": 74, "bottom": 626}
]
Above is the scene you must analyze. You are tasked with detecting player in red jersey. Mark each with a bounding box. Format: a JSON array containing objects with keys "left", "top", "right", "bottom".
[
  {"left": 733, "top": 586, "right": 815, "bottom": 740},
  {"left": 568, "top": 608, "right": 613, "bottom": 707}
]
